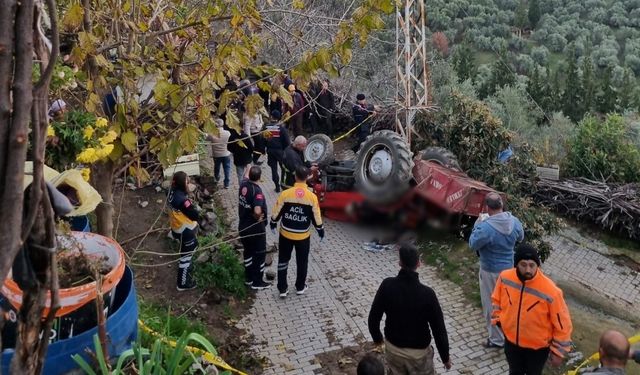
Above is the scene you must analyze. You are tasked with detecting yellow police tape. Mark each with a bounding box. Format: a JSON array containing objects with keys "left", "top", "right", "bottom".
[
  {"left": 566, "top": 333, "right": 640, "bottom": 375},
  {"left": 331, "top": 114, "right": 374, "bottom": 143},
  {"left": 138, "top": 319, "right": 248, "bottom": 375}
]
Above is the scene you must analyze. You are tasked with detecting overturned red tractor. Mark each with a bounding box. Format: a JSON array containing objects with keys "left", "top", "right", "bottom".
[{"left": 303, "top": 130, "right": 503, "bottom": 233}]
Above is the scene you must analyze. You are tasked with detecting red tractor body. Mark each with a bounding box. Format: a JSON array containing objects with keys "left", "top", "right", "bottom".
[{"left": 313, "top": 157, "right": 502, "bottom": 228}]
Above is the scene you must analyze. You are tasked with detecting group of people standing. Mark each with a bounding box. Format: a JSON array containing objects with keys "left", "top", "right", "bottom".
[
  {"left": 365, "top": 193, "right": 572, "bottom": 375},
  {"left": 207, "top": 77, "right": 336, "bottom": 194},
  {"left": 170, "top": 73, "right": 334, "bottom": 293},
  {"left": 236, "top": 164, "right": 324, "bottom": 295},
  {"left": 364, "top": 192, "right": 639, "bottom": 375}
]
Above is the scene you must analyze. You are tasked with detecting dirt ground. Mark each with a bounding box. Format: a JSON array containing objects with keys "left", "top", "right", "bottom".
[
  {"left": 113, "top": 184, "right": 265, "bottom": 374},
  {"left": 314, "top": 342, "right": 380, "bottom": 375}
]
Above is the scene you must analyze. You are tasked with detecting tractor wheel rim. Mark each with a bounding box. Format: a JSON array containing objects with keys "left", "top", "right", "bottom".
[
  {"left": 366, "top": 147, "right": 392, "bottom": 183},
  {"left": 305, "top": 140, "right": 325, "bottom": 162}
]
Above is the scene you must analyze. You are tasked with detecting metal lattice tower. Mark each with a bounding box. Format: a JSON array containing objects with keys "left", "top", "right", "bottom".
[{"left": 395, "top": 0, "right": 432, "bottom": 145}]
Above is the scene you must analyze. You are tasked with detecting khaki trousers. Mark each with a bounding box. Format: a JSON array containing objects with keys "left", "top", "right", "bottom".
[{"left": 385, "top": 340, "right": 436, "bottom": 375}]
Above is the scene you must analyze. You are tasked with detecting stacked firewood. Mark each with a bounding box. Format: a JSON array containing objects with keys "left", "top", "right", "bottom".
[{"left": 534, "top": 178, "right": 640, "bottom": 240}]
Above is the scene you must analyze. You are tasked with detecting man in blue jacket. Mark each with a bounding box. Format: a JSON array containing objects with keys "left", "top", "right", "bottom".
[{"left": 469, "top": 192, "right": 524, "bottom": 349}]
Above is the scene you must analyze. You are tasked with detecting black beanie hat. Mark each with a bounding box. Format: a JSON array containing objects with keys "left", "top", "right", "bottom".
[
  {"left": 514, "top": 243, "right": 541, "bottom": 267},
  {"left": 356, "top": 93, "right": 365, "bottom": 100},
  {"left": 270, "top": 109, "right": 282, "bottom": 120}
]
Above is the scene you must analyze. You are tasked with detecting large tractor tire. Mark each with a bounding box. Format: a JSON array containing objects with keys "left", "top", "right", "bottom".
[
  {"left": 354, "top": 130, "right": 414, "bottom": 204},
  {"left": 304, "top": 134, "right": 335, "bottom": 167},
  {"left": 421, "top": 146, "right": 462, "bottom": 171}
]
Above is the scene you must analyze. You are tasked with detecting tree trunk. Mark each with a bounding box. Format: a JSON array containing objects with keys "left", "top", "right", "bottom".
[
  {"left": 0, "top": 0, "right": 32, "bottom": 288},
  {"left": 92, "top": 161, "right": 115, "bottom": 238}
]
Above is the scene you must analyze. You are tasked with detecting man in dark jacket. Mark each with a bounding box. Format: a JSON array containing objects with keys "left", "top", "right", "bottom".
[
  {"left": 265, "top": 110, "right": 290, "bottom": 192},
  {"left": 281, "top": 135, "right": 311, "bottom": 188},
  {"left": 238, "top": 166, "right": 271, "bottom": 290},
  {"left": 368, "top": 244, "right": 452, "bottom": 374},
  {"left": 309, "top": 79, "right": 335, "bottom": 136},
  {"left": 352, "top": 93, "right": 376, "bottom": 147},
  {"left": 226, "top": 125, "right": 254, "bottom": 184},
  {"left": 284, "top": 84, "right": 305, "bottom": 137}
]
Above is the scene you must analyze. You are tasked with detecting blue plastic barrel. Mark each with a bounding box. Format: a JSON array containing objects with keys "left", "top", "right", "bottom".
[
  {"left": 69, "top": 215, "right": 91, "bottom": 232},
  {"left": 1, "top": 266, "right": 138, "bottom": 374}
]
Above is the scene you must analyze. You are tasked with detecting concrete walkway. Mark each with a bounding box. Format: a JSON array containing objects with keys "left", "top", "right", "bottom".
[
  {"left": 216, "top": 166, "right": 508, "bottom": 375},
  {"left": 545, "top": 228, "right": 640, "bottom": 311}
]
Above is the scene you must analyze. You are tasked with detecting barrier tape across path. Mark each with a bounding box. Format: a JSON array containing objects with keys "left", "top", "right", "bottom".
[
  {"left": 566, "top": 333, "right": 640, "bottom": 375},
  {"left": 138, "top": 320, "right": 248, "bottom": 375}
]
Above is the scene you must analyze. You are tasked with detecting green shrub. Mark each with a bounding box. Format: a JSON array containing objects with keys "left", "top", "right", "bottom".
[
  {"left": 47, "top": 110, "right": 95, "bottom": 170},
  {"left": 564, "top": 114, "right": 640, "bottom": 182},
  {"left": 194, "top": 242, "right": 246, "bottom": 298}
]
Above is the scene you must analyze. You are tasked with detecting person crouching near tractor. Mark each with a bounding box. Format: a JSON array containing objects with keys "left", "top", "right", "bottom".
[
  {"left": 492, "top": 243, "right": 573, "bottom": 375},
  {"left": 167, "top": 171, "right": 200, "bottom": 291}
]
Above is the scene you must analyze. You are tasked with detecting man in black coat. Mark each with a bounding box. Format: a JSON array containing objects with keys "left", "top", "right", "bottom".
[
  {"left": 281, "top": 135, "right": 311, "bottom": 188},
  {"left": 352, "top": 93, "right": 376, "bottom": 147},
  {"left": 368, "top": 244, "right": 452, "bottom": 374},
  {"left": 309, "top": 79, "right": 335, "bottom": 136},
  {"left": 265, "top": 110, "right": 291, "bottom": 192},
  {"left": 226, "top": 125, "right": 254, "bottom": 184}
]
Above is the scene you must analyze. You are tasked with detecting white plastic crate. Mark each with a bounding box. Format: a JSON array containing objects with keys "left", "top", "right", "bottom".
[
  {"left": 163, "top": 154, "right": 200, "bottom": 178},
  {"left": 536, "top": 165, "right": 560, "bottom": 180}
]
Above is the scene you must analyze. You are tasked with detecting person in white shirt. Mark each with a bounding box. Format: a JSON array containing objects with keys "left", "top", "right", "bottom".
[{"left": 243, "top": 111, "right": 265, "bottom": 165}]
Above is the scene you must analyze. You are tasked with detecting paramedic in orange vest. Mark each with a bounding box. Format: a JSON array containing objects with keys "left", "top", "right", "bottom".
[{"left": 491, "top": 243, "right": 573, "bottom": 375}]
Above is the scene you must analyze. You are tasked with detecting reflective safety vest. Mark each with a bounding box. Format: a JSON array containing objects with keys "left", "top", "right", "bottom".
[
  {"left": 167, "top": 188, "right": 198, "bottom": 233},
  {"left": 491, "top": 268, "right": 573, "bottom": 358},
  {"left": 270, "top": 182, "right": 323, "bottom": 241}
]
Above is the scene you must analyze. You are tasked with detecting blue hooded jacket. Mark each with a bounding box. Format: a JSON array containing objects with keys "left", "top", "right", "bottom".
[{"left": 469, "top": 212, "right": 524, "bottom": 273}]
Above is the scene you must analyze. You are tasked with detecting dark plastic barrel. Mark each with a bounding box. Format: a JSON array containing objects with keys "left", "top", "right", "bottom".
[
  {"left": 1, "top": 266, "right": 138, "bottom": 375},
  {"left": 69, "top": 215, "right": 91, "bottom": 232}
]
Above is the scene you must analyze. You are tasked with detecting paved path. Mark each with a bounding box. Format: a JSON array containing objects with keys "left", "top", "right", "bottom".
[
  {"left": 215, "top": 167, "right": 508, "bottom": 375},
  {"left": 545, "top": 229, "right": 640, "bottom": 310}
]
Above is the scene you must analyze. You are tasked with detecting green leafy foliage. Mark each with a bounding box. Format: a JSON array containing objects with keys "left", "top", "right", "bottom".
[
  {"left": 565, "top": 114, "right": 640, "bottom": 183},
  {"left": 194, "top": 241, "right": 246, "bottom": 298},
  {"left": 478, "top": 48, "right": 515, "bottom": 99},
  {"left": 56, "top": 0, "right": 393, "bottom": 171},
  {"left": 426, "top": 0, "right": 640, "bottom": 122},
  {"left": 139, "top": 300, "right": 217, "bottom": 346},
  {"left": 528, "top": 0, "right": 541, "bottom": 28},
  {"left": 562, "top": 49, "right": 584, "bottom": 122},
  {"left": 47, "top": 110, "right": 96, "bottom": 170},
  {"left": 72, "top": 332, "right": 231, "bottom": 375},
  {"left": 452, "top": 42, "right": 477, "bottom": 83}
]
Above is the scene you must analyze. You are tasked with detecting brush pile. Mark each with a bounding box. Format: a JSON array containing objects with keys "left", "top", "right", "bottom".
[{"left": 534, "top": 178, "right": 640, "bottom": 240}]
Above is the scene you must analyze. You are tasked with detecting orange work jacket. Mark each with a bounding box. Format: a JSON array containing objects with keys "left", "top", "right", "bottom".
[{"left": 491, "top": 268, "right": 573, "bottom": 358}]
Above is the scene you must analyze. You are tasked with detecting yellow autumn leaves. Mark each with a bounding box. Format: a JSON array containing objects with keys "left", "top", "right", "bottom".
[{"left": 76, "top": 117, "right": 117, "bottom": 164}]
